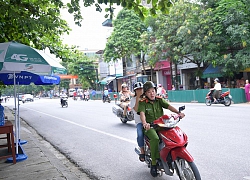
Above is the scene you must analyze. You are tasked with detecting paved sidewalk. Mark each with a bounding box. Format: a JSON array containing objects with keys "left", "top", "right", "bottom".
[{"left": 0, "top": 106, "right": 91, "bottom": 180}]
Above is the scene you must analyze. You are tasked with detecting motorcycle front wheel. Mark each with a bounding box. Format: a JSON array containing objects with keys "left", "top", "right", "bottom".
[
  {"left": 224, "top": 97, "right": 231, "bottom": 106},
  {"left": 205, "top": 98, "right": 212, "bottom": 106},
  {"left": 175, "top": 159, "right": 201, "bottom": 180},
  {"left": 120, "top": 118, "right": 127, "bottom": 123}
]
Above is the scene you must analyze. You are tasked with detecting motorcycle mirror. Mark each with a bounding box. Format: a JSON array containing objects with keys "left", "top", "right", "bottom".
[{"left": 179, "top": 106, "right": 185, "bottom": 112}]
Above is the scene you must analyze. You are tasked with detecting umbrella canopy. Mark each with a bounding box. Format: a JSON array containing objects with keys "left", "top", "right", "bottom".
[
  {"left": 0, "top": 71, "right": 60, "bottom": 85},
  {"left": 0, "top": 41, "right": 67, "bottom": 75}
]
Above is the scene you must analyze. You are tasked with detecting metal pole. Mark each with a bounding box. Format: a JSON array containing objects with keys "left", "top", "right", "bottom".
[{"left": 95, "top": 68, "right": 98, "bottom": 90}]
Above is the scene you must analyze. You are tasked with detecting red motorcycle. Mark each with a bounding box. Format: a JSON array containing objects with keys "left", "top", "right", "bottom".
[
  {"left": 205, "top": 89, "right": 232, "bottom": 106},
  {"left": 135, "top": 106, "right": 201, "bottom": 180}
]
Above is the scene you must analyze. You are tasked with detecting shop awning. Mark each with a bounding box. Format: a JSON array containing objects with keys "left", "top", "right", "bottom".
[
  {"left": 154, "top": 61, "right": 171, "bottom": 70},
  {"left": 242, "top": 67, "right": 250, "bottom": 72},
  {"left": 202, "top": 64, "right": 223, "bottom": 78},
  {"left": 99, "top": 76, "right": 116, "bottom": 85}
]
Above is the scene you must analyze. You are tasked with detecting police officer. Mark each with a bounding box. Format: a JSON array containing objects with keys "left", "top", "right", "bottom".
[{"left": 137, "top": 81, "right": 185, "bottom": 177}]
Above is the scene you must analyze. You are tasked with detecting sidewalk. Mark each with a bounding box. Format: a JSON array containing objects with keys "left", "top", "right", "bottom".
[{"left": 0, "top": 106, "right": 91, "bottom": 180}]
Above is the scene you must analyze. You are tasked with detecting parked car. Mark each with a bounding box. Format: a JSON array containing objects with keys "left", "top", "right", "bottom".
[
  {"left": 22, "top": 94, "right": 34, "bottom": 103},
  {"left": 68, "top": 89, "right": 76, "bottom": 97}
]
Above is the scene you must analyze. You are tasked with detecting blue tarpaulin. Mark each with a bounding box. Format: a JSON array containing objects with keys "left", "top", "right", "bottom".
[{"left": 202, "top": 64, "right": 223, "bottom": 78}]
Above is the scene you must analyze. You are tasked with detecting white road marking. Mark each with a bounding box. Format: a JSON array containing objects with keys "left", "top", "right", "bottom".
[
  {"left": 23, "top": 107, "right": 137, "bottom": 145},
  {"left": 243, "top": 177, "right": 250, "bottom": 180}
]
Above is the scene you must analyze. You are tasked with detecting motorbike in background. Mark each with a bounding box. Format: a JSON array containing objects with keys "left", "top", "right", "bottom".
[
  {"left": 205, "top": 89, "right": 232, "bottom": 106},
  {"left": 103, "top": 94, "right": 111, "bottom": 103},
  {"left": 135, "top": 106, "right": 201, "bottom": 180},
  {"left": 84, "top": 95, "right": 90, "bottom": 101},
  {"left": 112, "top": 97, "right": 134, "bottom": 123},
  {"left": 61, "top": 97, "right": 68, "bottom": 108}
]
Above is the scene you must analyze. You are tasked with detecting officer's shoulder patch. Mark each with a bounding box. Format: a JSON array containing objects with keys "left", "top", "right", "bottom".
[{"left": 140, "top": 97, "right": 147, "bottom": 102}]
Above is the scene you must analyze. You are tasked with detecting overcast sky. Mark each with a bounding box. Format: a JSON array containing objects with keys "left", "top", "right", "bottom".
[{"left": 61, "top": 4, "right": 121, "bottom": 51}]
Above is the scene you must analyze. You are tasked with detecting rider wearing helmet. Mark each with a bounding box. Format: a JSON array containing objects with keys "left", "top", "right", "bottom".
[
  {"left": 129, "top": 82, "right": 145, "bottom": 162},
  {"left": 210, "top": 78, "right": 221, "bottom": 102},
  {"left": 137, "top": 81, "right": 185, "bottom": 177},
  {"left": 119, "top": 83, "right": 134, "bottom": 117}
]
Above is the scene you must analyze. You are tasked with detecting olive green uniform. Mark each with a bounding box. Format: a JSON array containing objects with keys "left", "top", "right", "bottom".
[{"left": 137, "top": 97, "right": 169, "bottom": 164}]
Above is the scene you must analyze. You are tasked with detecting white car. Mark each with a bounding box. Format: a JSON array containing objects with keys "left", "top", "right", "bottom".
[{"left": 22, "top": 94, "right": 34, "bottom": 103}]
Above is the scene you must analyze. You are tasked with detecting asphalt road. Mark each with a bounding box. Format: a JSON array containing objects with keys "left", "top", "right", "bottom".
[{"left": 5, "top": 98, "right": 250, "bottom": 180}]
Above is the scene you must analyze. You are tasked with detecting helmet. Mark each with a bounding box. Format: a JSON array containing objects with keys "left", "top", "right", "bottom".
[
  {"left": 121, "top": 83, "right": 127, "bottom": 88},
  {"left": 133, "top": 82, "right": 143, "bottom": 91},
  {"left": 214, "top": 78, "right": 220, "bottom": 82},
  {"left": 143, "top": 81, "right": 156, "bottom": 92}
]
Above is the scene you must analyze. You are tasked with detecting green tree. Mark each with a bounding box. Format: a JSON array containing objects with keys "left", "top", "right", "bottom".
[
  {"left": 66, "top": 51, "right": 98, "bottom": 89},
  {"left": 209, "top": 0, "right": 250, "bottom": 77},
  {"left": 0, "top": 0, "right": 70, "bottom": 52},
  {"left": 146, "top": 1, "right": 211, "bottom": 88},
  {"left": 103, "top": 8, "right": 146, "bottom": 69},
  {"left": 66, "top": 0, "right": 172, "bottom": 21}
]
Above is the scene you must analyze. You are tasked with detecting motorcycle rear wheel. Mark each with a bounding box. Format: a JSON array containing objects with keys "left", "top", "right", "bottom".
[
  {"left": 175, "top": 159, "right": 201, "bottom": 180},
  {"left": 205, "top": 99, "right": 212, "bottom": 106},
  {"left": 224, "top": 97, "right": 231, "bottom": 106}
]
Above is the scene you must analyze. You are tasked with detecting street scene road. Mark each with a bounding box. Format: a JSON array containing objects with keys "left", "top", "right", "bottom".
[{"left": 4, "top": 98, "right": 250, "bottom": 180}]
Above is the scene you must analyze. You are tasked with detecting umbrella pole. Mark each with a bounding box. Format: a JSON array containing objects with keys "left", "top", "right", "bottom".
[
  {"left": 17, "top": 83, "right": 27, "bottom": 145},
  {"left": 7, "top": 72, "right": 28, "bottom": 163},
  {"left": 14, "top": 72, "right": 19, "bottom": 155}
]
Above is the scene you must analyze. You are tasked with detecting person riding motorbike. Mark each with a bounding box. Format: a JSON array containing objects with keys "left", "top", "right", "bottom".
[
  {"left": 137, "top": 81, "right": 185, "bottom": 177},
  {"left": 129, "top": 82, "right": 145, "bottom": 162},
  {"left": 210, "top": 78, "right": 221, "bottom": 103},
  {"left": 103, "top": 87, "right": 109, "bottom": 101},
  {"left": 60, "top": 90, "right": 68, "bottom": 105},
  {"left": 119, "top": 83, "right": 134, "bottom": 117}
]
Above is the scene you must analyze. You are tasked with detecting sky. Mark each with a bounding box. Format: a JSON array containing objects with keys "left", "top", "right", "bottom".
[{"left": 61, "top": 4, "right": 122, "bottom": 51}]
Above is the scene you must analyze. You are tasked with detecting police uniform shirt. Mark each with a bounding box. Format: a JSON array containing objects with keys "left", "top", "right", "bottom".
[{"left": 137, "top": 97, "right": 169, "bottom": 123}]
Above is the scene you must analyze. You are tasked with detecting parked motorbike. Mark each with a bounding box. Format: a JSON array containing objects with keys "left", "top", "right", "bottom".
[
  {"left": 103, "top": 95, "right": 111, "bottom": 103},
  {"left": 61, "top": 97, "right": 68, "bottom": 108},
  {"left": 135, "top": 106, "right": 201, "bottom": 180},
  {"left": 112, "top": 98, "right": 134, "bottom": 123},
  {"left": 205, "top": 89, "right": 232, "bottom": 106}
]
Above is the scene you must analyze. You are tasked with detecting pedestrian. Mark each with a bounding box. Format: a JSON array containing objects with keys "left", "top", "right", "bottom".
[
  {"left": 91, "top": 89, "right": 96, "bottom": 100},
  {"left": 244, "top": 80, "right": 250, "bottom": 103},
  {"left": 171, "top": 85, "right": 175, "bottom": 90},
  {"left": 137, "top": 81, "right": 185, "bottom": 177}
]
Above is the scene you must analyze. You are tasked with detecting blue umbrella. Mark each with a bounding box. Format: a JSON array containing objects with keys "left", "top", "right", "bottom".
[
  {"left": 0, "top": 71, "right": 60, "bottom": 85},
  {"left": 0, "top": 71, "right": 60, "bottom": 162}
]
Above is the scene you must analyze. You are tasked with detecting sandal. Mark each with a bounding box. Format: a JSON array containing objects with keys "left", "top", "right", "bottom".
[{"left": 139, "top": 154, "right": 145, "bottom": 162}]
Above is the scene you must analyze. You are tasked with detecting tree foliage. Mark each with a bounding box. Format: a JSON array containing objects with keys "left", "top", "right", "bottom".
[
  {"left": 66, "top": 52, "right": 98, "bottom": 89},
  {"left": 103, "top": 8, "right": 146, "bottom": 64},
  {"left": 209, "top": 0, "right": 250, "bottom": 77},
  {"left": 143, "top": 0, "right": 250, "bottom": 83},
  {"left": 66, "top": 0, "right": 173, "bottom": 21},
  {"left": 0, "top": 0, "right": 70, "bottom": 52}
]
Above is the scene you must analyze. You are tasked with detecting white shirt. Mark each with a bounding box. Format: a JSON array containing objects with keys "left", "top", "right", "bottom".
[
  {"left": 214, "top": 83, "right": 222, "bottom": 90},
  {"left": 129, "top": 96, "right": 141, "bottom": 125},
  {"left": 157, "top": 87, "right": 163, "bottom": 95}
]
